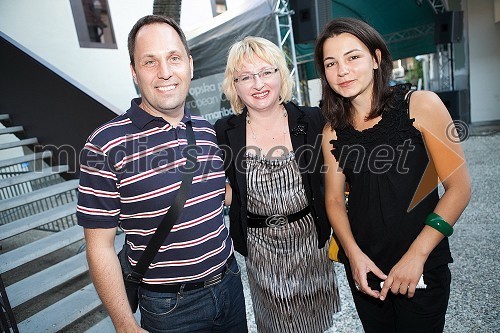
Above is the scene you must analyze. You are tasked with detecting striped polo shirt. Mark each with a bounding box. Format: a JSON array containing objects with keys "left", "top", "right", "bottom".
[{"left": 77, "top": 98, "right": 233, "bottom": 285}]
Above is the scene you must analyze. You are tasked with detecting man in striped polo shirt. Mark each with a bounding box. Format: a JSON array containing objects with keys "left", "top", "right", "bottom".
[{"left": 76, "top": 15, "right": 247, "bottom": 333}]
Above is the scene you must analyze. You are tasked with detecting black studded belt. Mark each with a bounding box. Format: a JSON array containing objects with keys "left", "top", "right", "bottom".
[
  {"left": 247, "top": 206, "right": 311, "bottom": 228},
  {"left": 141, "top": 254, "right": 235, "bottom": 293}
]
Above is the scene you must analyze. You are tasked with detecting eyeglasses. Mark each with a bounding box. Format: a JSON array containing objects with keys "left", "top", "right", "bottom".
[{"left": 234, "top": 68, "right": 279, "bottom": 84}]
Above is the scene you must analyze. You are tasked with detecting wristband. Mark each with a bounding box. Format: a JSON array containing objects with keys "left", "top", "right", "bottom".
[{"left": 425, "top": 212, "right": 453, "bottom": 237}]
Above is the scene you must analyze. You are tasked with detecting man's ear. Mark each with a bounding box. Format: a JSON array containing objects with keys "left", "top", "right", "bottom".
[
  {"left": 374, "top": 49, "right": 382, "bottom": 69},
  {"left": 189, "top": 55, "right": 194, "bottom": 79},
  {"left": 130, "top": 63, "right": 138, "bottom": 84}
]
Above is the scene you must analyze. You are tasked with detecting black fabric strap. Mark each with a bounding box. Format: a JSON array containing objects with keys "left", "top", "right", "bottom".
[{"left": 127, "top": 122, "right": 198, "bottom": 283}]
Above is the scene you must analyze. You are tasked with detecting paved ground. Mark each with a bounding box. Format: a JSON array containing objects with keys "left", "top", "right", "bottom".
[{"left": 238, "top": 130, "right": 500, "bottom": 333}]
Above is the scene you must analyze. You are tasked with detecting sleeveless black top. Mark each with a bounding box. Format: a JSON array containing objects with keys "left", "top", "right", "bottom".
[{"left": 331, "top": 84, "right": 452, "bottom": 277}]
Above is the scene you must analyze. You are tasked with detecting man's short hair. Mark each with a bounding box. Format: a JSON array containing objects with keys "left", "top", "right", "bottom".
[{"left": 128, "top": 15, "right": 190, "bottom": 67}]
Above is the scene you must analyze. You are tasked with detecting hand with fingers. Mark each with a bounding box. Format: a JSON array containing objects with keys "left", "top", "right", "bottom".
[
  {"left": 379, "top": 251, "right": 426, "bottom": 301},
  {"left": 350, "top": 250, "right": 387, "bottom": 299}
]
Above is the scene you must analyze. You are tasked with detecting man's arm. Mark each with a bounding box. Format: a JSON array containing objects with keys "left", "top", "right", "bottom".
[{"left": 84, "top": 227, "right": 146, "bottom": 333}]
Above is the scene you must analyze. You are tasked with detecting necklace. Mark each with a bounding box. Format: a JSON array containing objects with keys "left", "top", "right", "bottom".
[
  {"left": 246, "top": 106, "right": 288, "bottom": 155},
  {"left": 247, "top": 122, "right": 259, "bottom": 142}
]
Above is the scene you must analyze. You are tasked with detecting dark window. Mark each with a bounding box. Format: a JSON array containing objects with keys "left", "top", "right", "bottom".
[
  {"left": 215, "top": 0, "right": 227, "bottom": 15},
  {"left": 70, "top": 0, "right": 117, "bottom": 49}
]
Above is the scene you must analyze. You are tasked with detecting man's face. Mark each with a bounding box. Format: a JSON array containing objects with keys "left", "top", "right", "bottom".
[{"left": 131, "top": 23, "right": 193, "bottom": 122}]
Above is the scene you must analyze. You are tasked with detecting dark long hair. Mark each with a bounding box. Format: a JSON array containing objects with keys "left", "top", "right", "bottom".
[
  {"left": 314, "top": 18, "right": 393, "bottom": 129},
  {"left": 127, "top": 15, "right": 190, "bottom": 68}
]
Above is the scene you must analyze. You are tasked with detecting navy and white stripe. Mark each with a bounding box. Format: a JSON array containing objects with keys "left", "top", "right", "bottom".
[{"left": 77, "top": 98, "right": 233, "bottom": 284}]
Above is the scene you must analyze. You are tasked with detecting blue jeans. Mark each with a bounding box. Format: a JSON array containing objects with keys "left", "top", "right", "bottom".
[{"left": 139, "top": 259, "right": 248, "bottom": 333}]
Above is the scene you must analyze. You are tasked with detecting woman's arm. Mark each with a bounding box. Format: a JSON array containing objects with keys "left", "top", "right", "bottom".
[
  {"left": 412, "top": 91, "right": 471, "bottom": 226},
  {"left": 379, "top": 90, "right": 471, "bottom": 300},
  {"left": 224, "top": 182, "right": 232, "bottom": 206},
  {"left": 322, "top": 126, "right": 387, "bottom": 298}
]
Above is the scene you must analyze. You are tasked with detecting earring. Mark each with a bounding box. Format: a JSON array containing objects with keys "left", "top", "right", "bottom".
[
  {"left": 246, "top": 114, "right": 250, "bottom": 124},
  {"left": 281, "top": 104, "right": 287, "bottom": 118}
]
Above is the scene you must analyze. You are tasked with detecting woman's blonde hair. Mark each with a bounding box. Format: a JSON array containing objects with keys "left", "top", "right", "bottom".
[{"left": 222, "top": 36, "right": 294, "bottom": 114}]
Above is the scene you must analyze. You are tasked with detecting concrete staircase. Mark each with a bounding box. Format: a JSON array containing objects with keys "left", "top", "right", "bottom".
[{"left": 0, "top": 114, "right": 124, "bottom": 332}]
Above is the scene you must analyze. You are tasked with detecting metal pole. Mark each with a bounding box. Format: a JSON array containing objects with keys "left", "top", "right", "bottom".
[{"left": 274, "top": 0, "right": 302, "bottom": 104}]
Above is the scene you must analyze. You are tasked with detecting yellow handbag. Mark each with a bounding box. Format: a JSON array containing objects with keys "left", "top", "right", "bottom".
[{"left": 328, "top": 235, "right": 340, "bottom": 262}]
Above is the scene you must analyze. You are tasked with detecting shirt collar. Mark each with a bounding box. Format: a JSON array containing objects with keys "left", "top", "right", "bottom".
[{"left": 127, "top": 98, "right": 194, "bottom": 129}]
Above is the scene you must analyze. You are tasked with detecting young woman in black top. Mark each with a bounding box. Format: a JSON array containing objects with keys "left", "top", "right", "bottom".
[{"left": 315, "top": 18, "right": 471, "bottom": 333}]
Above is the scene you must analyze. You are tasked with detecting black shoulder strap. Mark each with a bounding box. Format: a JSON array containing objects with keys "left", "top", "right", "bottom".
[{"left": 126, "top": 122, "right": 198, "bottom": 283}]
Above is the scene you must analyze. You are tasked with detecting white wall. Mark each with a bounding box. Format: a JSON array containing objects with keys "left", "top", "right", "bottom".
[
  {"left": 0, "top": 0, "right": 154, "bottom": 113},
  {"left": 308, "top": 79, "right": 322, "bottom": 107},
  {"left": 180, "top": 0, "right": 250, "bottom": 31},
  {"left": 467, "top": 0, "right": 500, "bottom": 122},
  {"left": 226, "top": 0, "right": 251, "bottom": 10},
  {"left": 180, "top": 0, "right": 215, "bottom": 31}
]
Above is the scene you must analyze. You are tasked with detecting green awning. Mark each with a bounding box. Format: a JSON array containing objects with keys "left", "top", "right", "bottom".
[
  {"left": 297, "top": 0, "right": 440, "bottom": 78},
  {"left": 331, "top": 0, "right": 437, "bottom": 59}
]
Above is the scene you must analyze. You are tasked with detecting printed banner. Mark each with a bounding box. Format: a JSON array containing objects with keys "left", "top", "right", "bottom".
[{"left": 187, "top": 72, "right": 233, "bottom": 124}]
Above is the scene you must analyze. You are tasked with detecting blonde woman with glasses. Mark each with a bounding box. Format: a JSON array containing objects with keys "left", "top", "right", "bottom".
[{"left": 214, "top": 36, "right": 340, "bottom": 333}]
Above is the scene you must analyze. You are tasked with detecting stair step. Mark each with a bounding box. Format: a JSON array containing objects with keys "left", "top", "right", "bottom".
[
  {"left": 0, "top": 201, "right": 77, "bottom": 241},
  {"left": 0, "top": 151, "right": 52, "bottom": 169},
  {"left": 0, "top": 165, "right": 69, "bottom": 189},
  {"left": 0, "top": 114, "right": 9, "bottom": 121},
  {"left": 7, "top": 233, "right": 125, "bottom": 308},
  {"left": 0, "top": 126, "right": 23, "bottom": 135},
  {"left": 0, "top": 224, "right": 83, "bottom": 273},
  {"left": 18, "top": 283, "right": 102, "bottom": 333},
  {"left": 85, "top": 317, "right": 114, "bottom": 333},
  {"left": 15, "top": 233, "right": 126, "bottom": 332},
  {"left": 8, "top": 251, "right": 87, "bottom": 308},
  {"left": 0, "top": 137, "right": 38, "bottom": 150},
  {"left": 0, "top": 178, "right": 78, "bottom": 211}
]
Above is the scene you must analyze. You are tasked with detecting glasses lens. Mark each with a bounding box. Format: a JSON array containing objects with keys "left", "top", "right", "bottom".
[
  {"left": 235, "top": 68, "right": 277, "bottom": 84},
  {"left": 240, "top": 75, "right": 251, "bottom": 82},
  {"left": 261, "top": 69, "right": 275, "bottom": 78}
]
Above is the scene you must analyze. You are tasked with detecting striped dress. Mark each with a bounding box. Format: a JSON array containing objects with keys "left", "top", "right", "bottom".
[{"left": 246, "top": 152, "right": 340, "bottom": 333}]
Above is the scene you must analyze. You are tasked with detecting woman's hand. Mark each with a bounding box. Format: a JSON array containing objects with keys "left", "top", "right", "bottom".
[
  {"left": 379, "top": 247, "right": 426, "bottom": 301},
  {"left": 349, "top": 249, "right": 387, "bottom": 299}
]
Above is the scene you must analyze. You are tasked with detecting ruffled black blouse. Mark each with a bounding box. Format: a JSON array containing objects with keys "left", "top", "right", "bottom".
[{"left": 330, "top": 84, "right": 452, "bottom": 282}]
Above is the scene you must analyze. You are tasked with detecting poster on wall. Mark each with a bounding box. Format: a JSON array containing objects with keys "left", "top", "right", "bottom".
[{"left": 187, "top": 72, "right": 233, "bottom": 124}]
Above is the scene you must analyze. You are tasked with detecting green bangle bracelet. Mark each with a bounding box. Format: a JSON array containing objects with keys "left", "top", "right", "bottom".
[{"left": 425, "top": 212, "right": 453, "bottom": 237}]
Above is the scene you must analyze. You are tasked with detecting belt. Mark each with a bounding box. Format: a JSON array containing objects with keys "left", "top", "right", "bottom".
[
  {"left": 141, "top": 254, "right": 235, "bottom": 293},
  {"left": 247, "top": 206, "right": 311, "bottom": 228}
]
